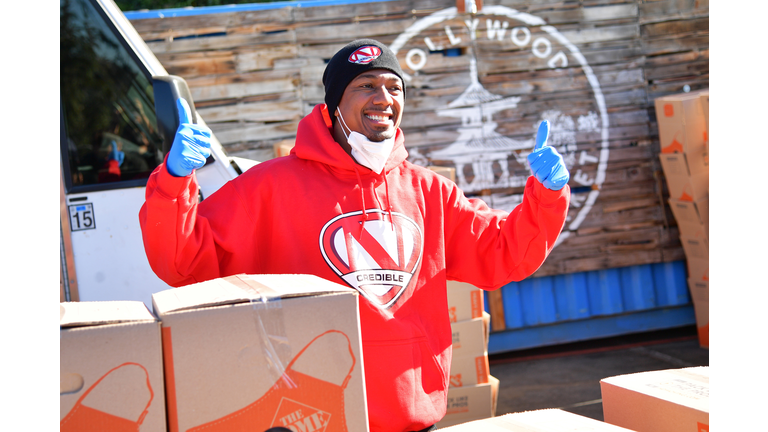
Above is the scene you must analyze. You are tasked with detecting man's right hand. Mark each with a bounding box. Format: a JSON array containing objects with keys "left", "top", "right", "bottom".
[{"left": 166, "top": 97, "right": 212, "bottom": 177}]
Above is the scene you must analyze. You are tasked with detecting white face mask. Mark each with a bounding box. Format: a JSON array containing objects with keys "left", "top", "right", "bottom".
[{"left": 337, "top": 110, "right": 396, "bottom": 175}]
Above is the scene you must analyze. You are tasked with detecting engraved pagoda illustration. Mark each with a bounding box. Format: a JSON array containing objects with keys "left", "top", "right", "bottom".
[{"left": 428, "top": 57, "right": 532, "bottom": 193}]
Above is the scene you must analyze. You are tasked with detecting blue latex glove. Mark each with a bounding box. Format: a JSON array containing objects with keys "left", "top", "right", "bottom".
[
  {"left": 527, "top": 120, "right": 570, "bottom": 190},
  {"left": 166, "top": 98, "right": 212, "bottom": 177},
  {"left": 109, "top": 140, "right": 125, "bottom": 167}
]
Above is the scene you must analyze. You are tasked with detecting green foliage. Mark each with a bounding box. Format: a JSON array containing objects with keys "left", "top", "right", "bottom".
[{"left": 115, "top": 0, "right": 285, "bottom": 12}]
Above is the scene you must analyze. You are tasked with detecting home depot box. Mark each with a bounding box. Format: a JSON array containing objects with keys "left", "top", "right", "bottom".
[
  {"left": 60, "top": 301, "right": 166, "bottom": 432},
  {"left": 449, "top": 313, "right": 491, "bottom": 388},
  {"left": 447, "top": 280, "right": 484, "bottom": 323},
  {"left": 686, "top": 256, "right": 709, "bottom": 283},
  {"left": 654, "top": 92, "right": 708, "bottom": 154},
  {"left": 664, "top": 170, "right": 708, "bottom": 202},
  {"left": 152, "top": 274, "right": 368, "bottom": 432},
  {"left": 680, "top": 236, "right": 709, "bottom": 261},
  {"left": 437, "top": 375, "right": 500, "bottom": 428},
  {"left": 601, "top": 367, "right": 709, "bottom": 432},
  {"left": 669, "top": 198, "right": 709, "bottom": 238},
  {"left": 450, "top": 351, "right": 490, "bottom": 388},
  {"left": 699, "top": 90, "right": 709, "bottom": 135},
  {"left": 659, "top": 149, "right": 708, "bottom": 177},
  {"left": 273, "top": 139, "right": 295, "bottom": 158},
  {"left": 451, "top": 313, "right": 490, "bottom": 358},
  {"left": 439, "top": 408, "right": 636, "bottom": 431},
  {"left": 688, "top": 279, "right": 709, "bottom": 348},
  {"left": 429, "top": 165, "right": 457, "bottom": 182}
]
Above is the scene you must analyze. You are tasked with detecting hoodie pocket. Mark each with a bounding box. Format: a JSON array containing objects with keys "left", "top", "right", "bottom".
[{"left": 364, "top": 336, "right": 448, "bottom": 429}]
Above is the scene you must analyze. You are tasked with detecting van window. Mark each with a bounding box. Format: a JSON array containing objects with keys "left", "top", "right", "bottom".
[{"left": 60, "top": 0, "right": 163, "bottom": 191}]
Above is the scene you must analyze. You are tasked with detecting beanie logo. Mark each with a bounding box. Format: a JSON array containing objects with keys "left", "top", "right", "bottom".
[{"left": 348, "top": 46, "right": 382, "bottom": 64}]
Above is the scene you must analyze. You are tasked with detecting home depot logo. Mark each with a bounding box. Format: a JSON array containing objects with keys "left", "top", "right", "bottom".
[
  {"left": 389, "top": 4, "right": 611, "bottom": 248},
  {"left": 271, "top": 398, "right": 330, "bottom": 432}
]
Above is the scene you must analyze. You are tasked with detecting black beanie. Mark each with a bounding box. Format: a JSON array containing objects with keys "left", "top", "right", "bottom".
[{"left": 322, "top": 39, "right": 406, "bottom": 123}]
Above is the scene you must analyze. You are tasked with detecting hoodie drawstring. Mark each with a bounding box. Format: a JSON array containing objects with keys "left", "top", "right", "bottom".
[
  {"left": 353, "top": 166, "right": 367, "bottom": 237},
  {"left": 383, "top": 173, "right": 395, "bottom": 231},
  {"left": 353, "top": 165, "right": 395, "bottom": 235}
]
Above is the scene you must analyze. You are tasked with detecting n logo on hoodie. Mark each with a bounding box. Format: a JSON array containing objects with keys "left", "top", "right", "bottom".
[{"left": 320, "top": 209, "right": 423, "bottom": 309}]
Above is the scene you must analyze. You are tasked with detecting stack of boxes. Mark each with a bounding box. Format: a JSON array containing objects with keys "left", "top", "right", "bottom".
[
  {"left": 437, "top": 281, "right": 499, "bottom": 428},
  {"left": 654, "top": 89, "right": 710, "bottom": 348}
]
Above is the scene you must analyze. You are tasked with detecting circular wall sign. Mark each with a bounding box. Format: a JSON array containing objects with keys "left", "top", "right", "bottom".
[{"left": 390, "top": 5, "right": 610, "bottom": 246}]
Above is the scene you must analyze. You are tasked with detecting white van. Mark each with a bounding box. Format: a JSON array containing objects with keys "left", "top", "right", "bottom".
[{"left": 59, "top": 0, "right": 257, "bottom": 308}]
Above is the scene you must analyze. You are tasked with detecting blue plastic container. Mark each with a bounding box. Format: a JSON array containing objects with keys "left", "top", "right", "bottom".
[{"left": 485, "top": 260, "right": 694, "bottom": 354}]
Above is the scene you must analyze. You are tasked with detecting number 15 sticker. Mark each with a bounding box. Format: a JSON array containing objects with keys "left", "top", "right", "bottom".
[{"left": 68, "top": 203, "right": 96, "bottom": 231}]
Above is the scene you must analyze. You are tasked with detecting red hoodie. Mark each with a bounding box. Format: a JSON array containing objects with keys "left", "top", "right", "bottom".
[{"left": 139, "top": 104, "right": 570, "bottom": 431}]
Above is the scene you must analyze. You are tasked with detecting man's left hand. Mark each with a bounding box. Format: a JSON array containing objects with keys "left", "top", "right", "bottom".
[{"left": 527, "top": 120, "right": 570, "bottom": 191}]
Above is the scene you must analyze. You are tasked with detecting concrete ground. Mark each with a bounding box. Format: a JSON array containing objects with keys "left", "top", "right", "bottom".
[{"left": 488, "top": 325, "right": 709, "bottom": 421}]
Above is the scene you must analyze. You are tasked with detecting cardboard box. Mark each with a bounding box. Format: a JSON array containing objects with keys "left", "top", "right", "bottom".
[
  {"left": 699, "top": 90, "right": 709, "bottom": 135},
  {"left": 447, "top": 280, "right": 485, "bottom": 323},
  {"left": 654, "top": 93, "right": 708, "bottom": 154},
  {"left": 450, "top": 351, "right": 490, "bottom": 388},
  {"left": 688, "top": 279, "right": 709, "bottom": 348},
  {"left": 428, "top": 165, "right": 456, "bottom": 182},
  {"left": 60, "top": 301, "right": 166, "bottom": 432},
  {"left": 664, "top": 170, "right": 708, "bottom": 202},
  {"left": 601, "top": 367, "right": 709, "bottom": 432},
  {"left": 439, "top": 408, "right": 636, "bottom": 431},
  {"left": 659, "top": 149, "right": 708, "bottom": 177},
  {"left": 273, "top": 139, "right": 295, "bottom": 158},
  {"left": 680, "top": 236, "right": 709, "bottom": 261},
  {"left": 686, "top": 256, "right": 709, "bottom": 283},
  {"left": 669, "top": 198, "right": 709, "bottom": 236},
  {"left": 437, "top": 375, "right": 499, "bottom": 428},
  {"left": 676, "top": 220, "right": 708, "bottom": 240},
  {"left": 451, "top": 314, "right": 489, "bottom": 358},
  {"left": 152, "top": 274, "right": 369, "bottom": 432}
]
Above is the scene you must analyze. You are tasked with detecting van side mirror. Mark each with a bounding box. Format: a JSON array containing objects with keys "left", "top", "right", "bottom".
[{"left": 152, "top": 75, "right": 198, "bottom": 157}]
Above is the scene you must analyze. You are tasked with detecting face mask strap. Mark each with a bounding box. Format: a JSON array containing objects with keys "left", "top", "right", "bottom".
[{"left": 336, "top": 109, "right": 352, "bottom": 141}]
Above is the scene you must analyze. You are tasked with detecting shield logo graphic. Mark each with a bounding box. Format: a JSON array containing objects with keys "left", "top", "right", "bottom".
[
  {"left": 320, "top": 210, "right": 423, "bottom": 309},
  {"left": 348, "top": 45, "right": 382, "bottom": 64}
]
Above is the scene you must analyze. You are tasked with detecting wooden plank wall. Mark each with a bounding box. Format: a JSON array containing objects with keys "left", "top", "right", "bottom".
[{"left": 130, "top": 0, "right": 708, "bottom": 279}]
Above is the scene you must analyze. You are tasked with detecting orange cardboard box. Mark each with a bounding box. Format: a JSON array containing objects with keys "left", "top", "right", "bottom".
[
  {"left": 669, "top": 198, "right": 709, "bottom": 239},
  {"left": 437, "top": 375, "right": 499, "bottom": 428},
  {"left": 152, "top": 274, "right": 368, "bottom": 432},
  {"left": 450, "top": 351, "right": 490, "bottom": 388},
  {"left": 659, "top": 148, "right": 708, "bottom": 178},
  {"left": 60, "top": 301, "right": 166, "bottom": 432},
  {"left": 447, "top": 280, "right": 484, "bottom": 323},
  {"left": 688, "top": 278, "right": 709, "bottom": 348},
  {"left": 654, "top": 93, "right": 708, "bottom": 154},
  {"left": 664, "top": 170, "right": 708, "bottom": 202},
  {"left": 451, "top": 313, "right": 489, "bottom": 357},
  {"left": 273, "top": 139, "right": 295, "bottom": 158},
  {"left": 439, "top": 408, "right": 636, "bottom": 431},
  {"left": 428, "top": 165, "right": 457, "bottom": 182},
  {"left": 680, "top": 236, "right": 709, "bottom": 261},
  {"left": 601, "top": 367, "right": 709, "bottom": 432},
  {"left": 699, "top": 89, "right": 709, "bottom": 135},
  {"left": 686, "top": 256, "right": 709, "bottom": 283}
]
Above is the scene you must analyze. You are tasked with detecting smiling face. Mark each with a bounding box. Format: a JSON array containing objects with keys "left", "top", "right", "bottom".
[{"left": 332, "top": 69, "right": 404, "bottom": 147}]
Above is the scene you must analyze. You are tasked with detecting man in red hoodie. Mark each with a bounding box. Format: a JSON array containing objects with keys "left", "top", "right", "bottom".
[{"left": 140, "top": 39, "right": 570, "bottom": 432}]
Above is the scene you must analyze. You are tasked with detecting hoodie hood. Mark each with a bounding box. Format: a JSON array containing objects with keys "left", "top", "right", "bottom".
[{"left": 292, "top": 104, "right": 408, "bottom": 175}]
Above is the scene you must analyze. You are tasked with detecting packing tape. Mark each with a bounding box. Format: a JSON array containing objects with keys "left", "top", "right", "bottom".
[{"left": 224, "top": 275, "right": 292, "bottom": 386}]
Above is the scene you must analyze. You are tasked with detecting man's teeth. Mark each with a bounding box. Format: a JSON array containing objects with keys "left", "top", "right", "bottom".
[{"left": 367, "top": 114, "right": 390, "bottom": 121}]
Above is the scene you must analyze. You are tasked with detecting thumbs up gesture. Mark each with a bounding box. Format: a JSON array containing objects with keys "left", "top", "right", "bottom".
[
  {"left": 166, "top": 98, "right": 212, "bottom": 177},
  {"left": 527, "top": 120, "right": 570, "bottom": 191}
]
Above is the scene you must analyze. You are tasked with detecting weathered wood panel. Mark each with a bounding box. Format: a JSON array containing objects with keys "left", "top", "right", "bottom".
[{"left": 128, "top": 0, "right": 708, "bottom": 284}]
